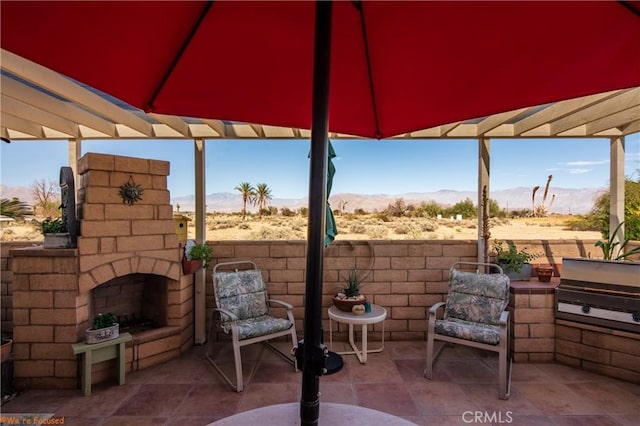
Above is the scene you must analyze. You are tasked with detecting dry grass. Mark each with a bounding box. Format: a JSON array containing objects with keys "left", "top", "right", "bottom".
[
  {"left": 200, "top": 214, "right": 601, "bottom": 241},
  {"left": 0, "top": 214, "right": 602, "bottom": 243}
]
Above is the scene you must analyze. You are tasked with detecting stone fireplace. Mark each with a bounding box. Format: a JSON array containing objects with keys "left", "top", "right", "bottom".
[{"left": 10, "top": 153, "right": 194, "bottom": 390}]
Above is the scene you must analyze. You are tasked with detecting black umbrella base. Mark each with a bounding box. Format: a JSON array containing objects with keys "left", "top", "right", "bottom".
[
  {"left": 295, "top": 340, "right": 343, "bottom": 375},
  {"left": 325, "top": 351, "right": 343, "bottom": 375}
]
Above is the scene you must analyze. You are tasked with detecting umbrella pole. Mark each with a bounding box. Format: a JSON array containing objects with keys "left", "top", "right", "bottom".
[{"left": 301, "top": 1, "right": 332, "bottom": 425}]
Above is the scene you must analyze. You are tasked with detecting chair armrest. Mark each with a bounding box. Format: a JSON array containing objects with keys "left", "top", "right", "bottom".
[
  {"left": 499, "top": 310, "right": 509, "bottom": 326},
  {"left": 428, "top": 302, "right": 446, "bottom": 316},
  {"left": 214, "top": 307, "right": 238, "bottom": 322},
  {"left": 268, "top": 299, "right": 294, "bottom": 310}
]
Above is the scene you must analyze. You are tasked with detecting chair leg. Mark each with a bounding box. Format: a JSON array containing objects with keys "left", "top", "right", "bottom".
[
  {"left": 290, "top": 328, "right": 299, "bottom": 372},
  {"left": 205, "top": 324, "right": 245, "bottom": 392},
  {"left": 233, "top": 339, "right": 243, "bottom": 392},
  {"left": 425, "top": 333, "right": 435, "bottom": 379},
  {"left": 498, "top": 343, "right": 511, "bottom": 400}
]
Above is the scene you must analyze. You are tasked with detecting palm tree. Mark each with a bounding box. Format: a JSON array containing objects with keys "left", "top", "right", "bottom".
[
  {"left": 255, "top": 183, "right": 272, "bottom": 218},
  {"left": 235, "top": 182, "right": 256, "bottom": 220},
  {"left": 0, "top": 197, "right": 32, "bottom": 219}
]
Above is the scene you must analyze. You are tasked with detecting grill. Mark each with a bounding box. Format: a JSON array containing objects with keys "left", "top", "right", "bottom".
[{"left": 556, "top": 258, "right": 640, "bottom": 333}]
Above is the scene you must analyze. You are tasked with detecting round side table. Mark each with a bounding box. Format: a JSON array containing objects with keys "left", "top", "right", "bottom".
[{"left": 328, "top": 304, "right": 387, "bottom": 363}]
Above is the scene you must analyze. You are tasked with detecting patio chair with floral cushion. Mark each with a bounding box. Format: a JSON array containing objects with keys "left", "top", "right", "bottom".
[
  {"left": 425, "top": 262, "right": 512, "bottom": 399},
  {"left": 205, "top": 261, "right": 298, "bottom": 392}
]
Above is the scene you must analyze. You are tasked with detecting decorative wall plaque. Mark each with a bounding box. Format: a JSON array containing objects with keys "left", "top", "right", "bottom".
[{"left": 119, "top": 175, "right": 144, "bottom": 205}]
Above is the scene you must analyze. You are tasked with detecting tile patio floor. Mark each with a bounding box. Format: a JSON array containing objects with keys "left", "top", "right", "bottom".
[{"left": 1, "top": 341, "right": 638, "bottom": 425}]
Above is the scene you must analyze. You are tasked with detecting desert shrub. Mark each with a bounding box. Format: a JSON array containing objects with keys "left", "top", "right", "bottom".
[
  {"left": 414, "top": 201, "right": 442, "bottom": 218},
  {"left": 250, "top": 227, "right": 304, "bottom": 240},
  {"left": 353, "top": 208, "right": 367, "bottom": 215},
  {"left": 586, "top": 177, "right": 640, "bottom": 240},
  {"left": 408, "top": 228, "right": 423, "bottom": 239},
  {"left": 393, "top": 224, "right": 411, "bottom": 234},
  {"left": 386, "top": 198, "right": 409, "bottom": 217},
  {"left": 489, "top": 198, "right": 504, "bottom": 218},
  {"left": 367, "top": 225, "right": 388, "bottom": 239},
  {"left": 563, "top": 215, "right": 598, "bottom": 231},
  {"left": 298, "top": 207, "right": 308, "bottom": 217},
  {"left": 210, "top": 221, "right": 236, "bottom": 230},
  {"left": 420, "top": 220, "right": 438, "bottom": 232},
  {"left": 280, "top": 207, "right": 296, "bottom": 217},
  {"left": 258, "top": 207, "right": 275, "bottom": 216},
  {"left": 373, "top": 212, "right": 391, "bottom": 222},
  {"left": 444, "top": 198, "right": 477, "bottom": 219},
  {"left": 509, "top": 209, "right": 531, "bottom": 218},
  {"left": 349, "top": 224, "right": 366, "bottom": 234},
  {"left": 490, "top": 217, "right": 510, "bottom": 227},
  {"left": 238, "top": 223, "right": 251, "bottom": 230}
]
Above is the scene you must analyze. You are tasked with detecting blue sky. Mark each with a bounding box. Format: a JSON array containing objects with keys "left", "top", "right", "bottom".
[{"left": 1, "top": 134, "right": 639, "bottom": 199}]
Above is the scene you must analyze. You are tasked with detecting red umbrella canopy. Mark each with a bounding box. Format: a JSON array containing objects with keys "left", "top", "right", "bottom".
[{"left": 2, "top": 1, "right": 639, "bottom": 139}]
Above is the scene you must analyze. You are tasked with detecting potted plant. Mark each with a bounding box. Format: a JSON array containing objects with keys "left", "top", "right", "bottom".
[
  {"left": 333, "top": 268, "right": 367, "bottom": 313},
  {"left": 182, "top": 240, "right": 213, "bottom": 274},
  {"left": 86, "top": 312, "right": 119, "bottom": 344},
  {"left": 42, "top": 217, "right": 71, "bottom": 248},
  {"left": 492, "top": 240, "right": 538, "bottom": 281}
]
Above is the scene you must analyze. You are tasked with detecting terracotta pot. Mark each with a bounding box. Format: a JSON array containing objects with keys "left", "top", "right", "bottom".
[
  {"left": 182, "top": 258, "right": 203, "bottom": 275},
  {"left": 536, "top": 265, "right": 554, "bottom": 282},
  {"left": 333, "top": 295, "right": 366, "bottom": 313}
]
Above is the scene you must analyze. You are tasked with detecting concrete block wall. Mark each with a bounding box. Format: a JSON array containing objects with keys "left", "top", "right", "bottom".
[
  {"left": 555, "top": 319, "right": 640, "bottom": 384},
  {"left": 207, "top": 239, "right": 593, "bottom": 343},
  {"left": 10, "top": 248, "right": 80, "bottom": 390},
  {"left": 1, "top": 242, "right": 29, "bottom": 337}
]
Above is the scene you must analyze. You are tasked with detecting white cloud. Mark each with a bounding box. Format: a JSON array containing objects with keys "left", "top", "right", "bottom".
[
  {"left": 569, "top": 168, "right": 590, "bottom": 174},
  {"left": 565, "top": 160, "right": 608, "bottom": 166}
]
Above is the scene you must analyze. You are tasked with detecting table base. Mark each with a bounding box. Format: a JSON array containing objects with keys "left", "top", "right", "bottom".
[{"left": 329, "top": 321, "right": 385, "bottom": 364}]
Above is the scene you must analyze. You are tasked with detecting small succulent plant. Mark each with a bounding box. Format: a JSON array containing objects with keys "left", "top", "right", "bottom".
[
  {"left": 92, "top": 312, "right": 118, "bottom": 330},
  {"left": 343, "top": 269, "right": 360, "bottom": 298}
]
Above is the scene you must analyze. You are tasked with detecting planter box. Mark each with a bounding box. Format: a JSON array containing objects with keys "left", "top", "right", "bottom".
[
  {"left": 85, "top": 324, "right": 119, "bottom": 344},
  {"left": 500, "top": 262, "right": 532, "bottom": 281},
  {"left": 43, "top": 232, "right": 72, "bottom": 249}
]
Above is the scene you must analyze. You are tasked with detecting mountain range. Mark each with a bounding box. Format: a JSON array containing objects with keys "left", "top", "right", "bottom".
[
  {"left": 1, "top": 184, "right": 604, "bottom": 215},
  {"left": 171, "top": 187, "right": 605, "bottom": 215}
]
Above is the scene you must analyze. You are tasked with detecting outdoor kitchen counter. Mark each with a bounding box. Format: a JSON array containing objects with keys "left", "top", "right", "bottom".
[{"left": 509, "top": 277, "right": 560, "bottom": 294}]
